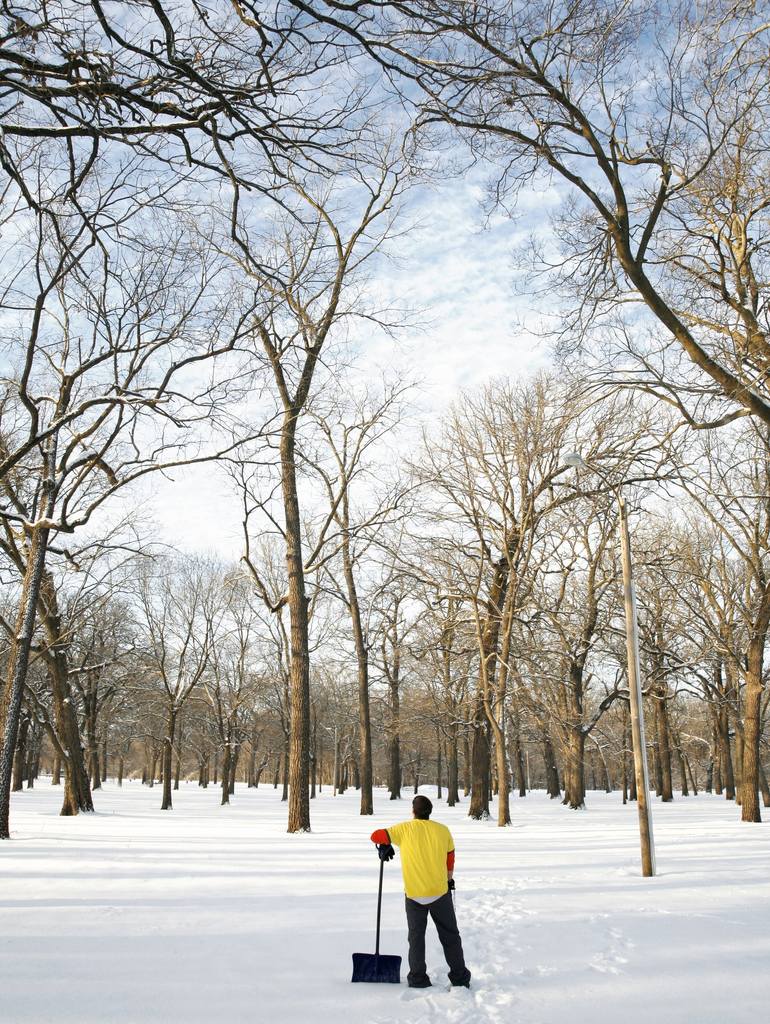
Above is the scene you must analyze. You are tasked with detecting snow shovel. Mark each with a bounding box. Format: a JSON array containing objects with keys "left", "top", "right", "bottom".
[{"left": 351, "top": 857, "right": 402, "bottom": 983}]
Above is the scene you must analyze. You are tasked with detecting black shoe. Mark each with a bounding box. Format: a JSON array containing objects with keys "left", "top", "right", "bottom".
[
  {"left": 449, "top": 971, "right": 471, "bottom": 988},
  {"left": 408, "top": 977, "right": 432, "bottom": 989}
]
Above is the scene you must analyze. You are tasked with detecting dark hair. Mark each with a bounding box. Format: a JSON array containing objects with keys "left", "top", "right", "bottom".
[{"left": 412, "top": 795, "right": 433, "bottom": 820}]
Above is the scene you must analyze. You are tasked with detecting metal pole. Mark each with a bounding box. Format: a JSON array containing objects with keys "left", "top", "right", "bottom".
[{"left": 618, "top": 495, "right": 656, "bottom": 877}]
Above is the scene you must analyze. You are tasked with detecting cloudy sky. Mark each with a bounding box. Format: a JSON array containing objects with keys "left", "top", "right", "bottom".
[{"left": 141, "top": 163, "right": 556, "bottom": 557}]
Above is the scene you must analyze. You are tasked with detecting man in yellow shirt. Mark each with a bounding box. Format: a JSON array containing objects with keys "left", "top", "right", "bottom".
[{"left": 370, "top": 794, "right": 471, "bottom": 989}]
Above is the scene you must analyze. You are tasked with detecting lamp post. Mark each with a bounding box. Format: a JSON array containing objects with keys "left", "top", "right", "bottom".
[{"left": 564, "top": 453, "right": 656, "bottom": 877}]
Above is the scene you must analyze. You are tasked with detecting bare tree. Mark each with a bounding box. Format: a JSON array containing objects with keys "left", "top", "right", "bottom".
[
  {"left": 0, "top": 3, "right": 381, "bottom": 193},
  {"left": 412, "top": 583, "right": 472, "bottom": 808},
  {"left": 676, "top": 522, "right": 743, "bottom": 801},
  {"left": 531, "top": 501, "right": 619, "bottom": 810},
  {"left": 413, "top": 374, "right": 662, "bottom": 824},
  {"left": 673, "top": 423, "right": 770, "bottom": 821},
  {"left": 306, "top": 383, "right": 412, "bottom": 815},
  {"left": 204, "top": 574, "right": 262, "bottom": 806},
  {"left": 224, "top": 152, "right": 410, "bottom": 831},
  {"left": 0, "top": 147, "right": 255, "bottom": 837},
  {"left": 135, "top": 558, "right": 217, "bottom": 811},
  {"left": 365, "top": 1, "right": 770, "bottom": 425},
  {"left": 371, "top": 557, "right": 423, "bottom": 802}
]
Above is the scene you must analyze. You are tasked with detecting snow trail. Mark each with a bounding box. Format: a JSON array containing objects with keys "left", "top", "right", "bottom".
[{"left": 375, "top": 876, "right": 529, "bottom": 1024}]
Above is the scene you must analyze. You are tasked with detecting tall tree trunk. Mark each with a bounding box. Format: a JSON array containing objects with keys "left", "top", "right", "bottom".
[
  {"left": 726, "top": 658, "right": 742, "bottom": 803},
  {"left": 678, "top": 743, "right": 689, "bottom": 797},
  {"left": 12, "top": 717, "right": 29, "bottom": 792},
  {"left": 491, "top": 721, "right": 510, "bottom": 825},
  {"left": 561, "top": 657, "right": 588, "bottom": 809},
  {"left": 621, "top": 727, "right": 629, "bottom": 804},
  {"left": 39, "top": 569, "right": 93, "bottom": 817},
  {"left": 52, "top": 752, "right": 61, "bottom": 786},
  {"left": 759, "top": 762, "right": 770, "bottom": 809},
  {"left": 160, "top": 708, "right": 177, "bottom": 810},
  {"left": 562, "top": 728, "right": 586, "bottom": 810},
  {"left": 436, "top": 727, "right": 442, "bottom": 799},
  {"left": 387, "top": 636, "right": 402, "bottom": 799},
  {"left": 685, "top": 753, "right": 698, "bottom": 796},
  {"left": 49, "top": 662, "right": 92, "bottom": 816},
  {"left": 486, "top": 573, "right": 517, "bottom": 824},
  {"left": 653, "top": 673, "right": 674, "bottom": 801},
  {"left": 173, "top": 721, "right": 182, "bottom": 791},
  {"left": 281, "top": 416, "right": 311, "bottom": 832},
  {"left": 593, "top": 741, "right": 612, "bottom": 793},
  {"left": 25, "top": 726, "right": 39, "bottom": 789},
  {"left": 340, "top": 523, "right": 373, "bottom": 816},
  {"left": 332, "top": 731, "right": 340, "bottom": 795},
  {"left": 709, "top": 720, "right": 719, "bottom": 793},
  {"left": 468, "top": 693, "right": 490, "bottom": 819},
  {"left": 89, "top": 739, "right": 101, "bottom": 790},
  {"left": 471, "top": 557, "right": 508, "bottom": 820},
  {"left": 462, "top": 731, "right": 471, "bottom": 797},
  {"left": 281, "top": 742, "right": 289, "bottom": 802},
  {"left": 543, "top": 731, "right": 561, "bottom": 799},
  {"left": 0, "top": 509, "right": 53, "bottom": 839},
  {"left": 254, "top": 756, "right": 268, "bottom": 788},
  {"left": 25, "top": 730, "right": 37, "bottom": 788},
  {"left": 446, "top": 721, "right": 459, "bottom": 806},
  {"left": 652, "top": 741, "right": 663, "bottom": 798},
  {"left": 735, "top": 728, "right": 744, "bottom": 806},
  {"left": 741, "top": 634, "right": 768, "bottom": 821},
  {"left": 388, "top": 729, "right": 401, "bottom": 799},
  {"left": 221, "top": 739, "right": 231, "bottom": 806},
  {"left": 84, "top": 679, "right": 100, "bottom": 790},
  {"left": 717, "top": 709, "right": 734, "bottom": 799},
  {"left": 229, "top": 746, "right": 238, "bottom": 794},
  {"left": 626, "top": 696, "right": 637, "bottom": 802},
  {"left": 310, "top": 733, "right": 317, "bottom": 800},
  {"left": 248, "top": 720, "right": 258, "bottom": 788},
  {"left": 510, "top": 713, "right": 526, "bottom": 798}
]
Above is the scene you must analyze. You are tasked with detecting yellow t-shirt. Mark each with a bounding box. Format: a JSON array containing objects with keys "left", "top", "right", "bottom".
[{"left": 386, "top": 819, "right": 454, "bottom": 899}]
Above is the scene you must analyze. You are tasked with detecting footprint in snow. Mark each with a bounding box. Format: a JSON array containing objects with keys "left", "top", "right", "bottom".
[{"left": 372, "top": 878, "right": 534, "bottom": 1024}]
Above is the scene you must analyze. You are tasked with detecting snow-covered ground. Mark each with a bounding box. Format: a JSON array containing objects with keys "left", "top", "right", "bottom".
[{"left": 3, "top": 780, "right": 769, "bottom": 1024}]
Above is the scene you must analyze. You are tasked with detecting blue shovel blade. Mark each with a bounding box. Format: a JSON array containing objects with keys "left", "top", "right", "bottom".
[{"left": 351, "top": 952, "right": 402, "bottom": 983}]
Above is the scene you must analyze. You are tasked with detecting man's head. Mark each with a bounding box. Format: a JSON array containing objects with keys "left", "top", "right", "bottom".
[{"left": 412, "top": 794, "right": 433, "bottom": 820}]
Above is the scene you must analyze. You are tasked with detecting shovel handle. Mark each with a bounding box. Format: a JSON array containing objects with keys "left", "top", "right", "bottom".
[{"left": 375, "top": 855, "right": 384, "bottom": 957}]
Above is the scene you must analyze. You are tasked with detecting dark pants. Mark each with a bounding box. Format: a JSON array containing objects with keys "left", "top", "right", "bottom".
[{"left": 405, "top": 892, "right": 471, "bottom": 987}]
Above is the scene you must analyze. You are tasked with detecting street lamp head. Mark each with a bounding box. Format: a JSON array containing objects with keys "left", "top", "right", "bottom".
[{"left": 563, "top": 452, "right": 587, "bottom": 469}]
